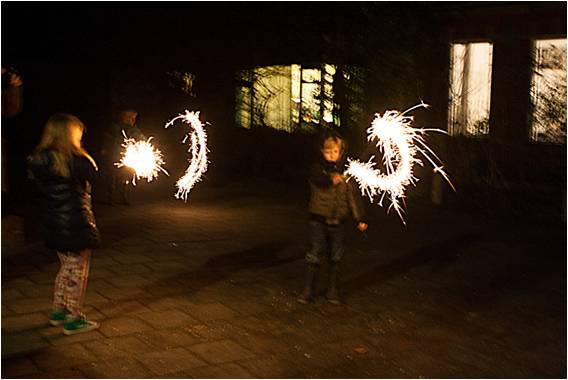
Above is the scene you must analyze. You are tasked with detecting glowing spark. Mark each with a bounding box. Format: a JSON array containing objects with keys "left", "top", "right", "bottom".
[
  {"left": 345, "top": 102, "right": 454, "bottom": 224},
  {"left": 165, "top": 110, "right": 209, "bottom": 201},
  {"left": 115, "top": 134, "right": 168, "bottom": 186}
]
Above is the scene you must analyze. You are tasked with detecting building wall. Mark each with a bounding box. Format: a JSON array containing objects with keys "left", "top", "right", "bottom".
[{"left": 420, "top": 3, "right": 566, "bottom": 206}]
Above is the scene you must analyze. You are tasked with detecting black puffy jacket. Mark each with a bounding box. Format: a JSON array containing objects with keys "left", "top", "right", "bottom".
[{"left": 27, "top": 150, "right": 100, "bottom": 251}]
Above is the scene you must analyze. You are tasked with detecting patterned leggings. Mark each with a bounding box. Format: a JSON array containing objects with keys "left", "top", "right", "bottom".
[{"left": 53, "top": 250, "right": 92, "bottom": 317}]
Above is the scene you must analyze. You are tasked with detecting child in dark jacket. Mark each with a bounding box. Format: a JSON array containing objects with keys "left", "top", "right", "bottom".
[
  {"left": 297, "top": 131, "right": 368, "bottom": 305},
  {"left": 28, "top": 113, "right": 100, "bottom": 335}
]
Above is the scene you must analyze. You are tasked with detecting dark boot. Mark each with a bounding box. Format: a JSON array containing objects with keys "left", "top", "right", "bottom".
[
  {"left": 297, "top": 264, "right": 318, "bottom": 304},
  {"left": 326, "top": 261, "right": 341, "bottom": 304}
]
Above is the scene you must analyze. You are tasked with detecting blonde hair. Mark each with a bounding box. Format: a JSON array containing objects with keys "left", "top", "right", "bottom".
[
  {"left": 34, "top": 113, "right": 97, "bottom": 177},
  {"left": 322, "top": 135, "right": 344, "bottom": 151}
]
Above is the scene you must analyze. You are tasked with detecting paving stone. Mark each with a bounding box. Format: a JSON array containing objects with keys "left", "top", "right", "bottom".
[
  {"left": 82, "top": 335, "right": 154, "bottom": 359},
  {"left": 105, "top": 274, "right": 155, "bottom": 288},
  {"left": 182, "top": 362, "right": 255, "bottom": 379},
  {"left": 82, "top": 358, "right": 153, "bottom": 378},
  {"left": 1, "top": 356, "right": 41, "bottom": 377},
  {"left": 135, "top": 328, "right": 201, "bottom": 350},
  {"left": 2, "top": 313, "right": 48, "bottom": 332},
  {"left": 1, "top": 287, "right": 25, "bottom": 301},
  {"left": 112, "top": 253, "right": 155, "bottom": 264},
  {"left": 145, "top": 283, "right": 188, "bottom": 297},
  {"left": 88, "top": 267, "right": 115, "bottom": 280},
  {"left": 46, "top": 329, "right": 105, "bottom": 346},
  {"left": 110, "top": 263, "right": 153, "bottom": 275},
  {"left": 28, "top": 366, "right": 86, "bottom": 378},
  {"left": 31, "top": 343, "right": 98, "bottom": 371},
  {"left": 136, "top": 309, "right": 198, "bottom": 329},
  {"left": 0, "top": 305, "right": 17, "bottom": 317},
  {"left": 221, "top": 297, "right": 273, "bottom": 316},
  {"left": 84, "top": 291, "right": 110, "bottom": 306},
  {"left": 187, "top": 339, "right": 255, "bottom": 364},
  {"left": 146, "top": 261, "right": 189, "bottom": 273},
  {"left": 9, "top": 297, "right": 51, "bottom": 314},
  {"left": 179, "top": 302, "right": 239, "bottom": 322},
  {"left": 96, "top": 286, "right": 147, "bottom": 301},
  {"left": 137, "top": 347, "right": 206, "bottom": 376},
  {"left": 237, "top": 356, "right": 298, "bottom": 378},
  {"left": 2, "top": 189, "right": 565, "bottom": 378},
  {"left": 98, "top": 316, "right": 153, "bottom": 337},
  {"left": 27, "top": 272, "right": 58, "bottom": 285},
  {"left": 90, "top": 256, "right": 120, "bottom": 267},
  {"left": 142, "top": 296, "right": 196, "bottom": 312},
  {"left": 2, "top": 277, "right": 36, "bottom": 288},
  {"left": 232, "top": 332, "right": 287, "bottom": 355},
  {"left": 96, "top": 299, "right": 152, "bottom": 318},
  {"left": 87, "top": 279, "right": 117, "bottom": 292},
  {"left": 184, "top": 323, "right": 234, "bottom": 342},
  {"left": 17, "top": 284, "right": 52, "bottom": 298},
  {"left": 2, "top": 330, "right": 49, "bottom": 358}
]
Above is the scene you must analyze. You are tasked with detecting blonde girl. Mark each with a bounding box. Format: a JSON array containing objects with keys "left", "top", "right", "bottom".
[{"left": 28, "top": 113, "right": 100, "bottom": 335}]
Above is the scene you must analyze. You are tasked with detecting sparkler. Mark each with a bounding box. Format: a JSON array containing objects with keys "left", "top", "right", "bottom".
[
  {"left": 345, "top": 102, "right": 454, "bottom": 224},
  {"left": 115, "top": 134, "right": 169, "bottom": 185},
  {"left": 164, "top": 110, "right": 209, "bottom": 201}
]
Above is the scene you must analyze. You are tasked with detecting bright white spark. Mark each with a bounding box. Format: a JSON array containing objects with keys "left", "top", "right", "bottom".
[
  {"left": 345, "top": 102, "right": 454, "bottom": 224},
  {"left": 115, "top": 134, "right": 168, "bottom": 186},
  {"left": 165, "top": 110, "right": 209, "bottom": 201}
]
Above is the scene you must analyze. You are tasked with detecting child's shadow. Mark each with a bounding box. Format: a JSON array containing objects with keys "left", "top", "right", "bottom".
[
  {"left": 343, "top": 232, "right": 481, "bottom": 290},
  {"left": 151, "top": 240, "right": 300, "bottom": 295}
]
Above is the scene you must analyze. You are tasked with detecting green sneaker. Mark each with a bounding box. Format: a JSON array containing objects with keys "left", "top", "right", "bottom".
[
  {"left": 63, "top": 316, "right": 100, "bottom": 335},
  {"left": 49, "top": 308, "right": 70, "bottom": 326}
]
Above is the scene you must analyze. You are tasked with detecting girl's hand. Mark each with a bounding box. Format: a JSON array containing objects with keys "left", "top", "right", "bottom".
[{"left": 357, "top": 222, "right": 368, "bottom": 232}]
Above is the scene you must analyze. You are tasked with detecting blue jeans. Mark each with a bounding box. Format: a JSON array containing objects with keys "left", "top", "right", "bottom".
[{"left": 305, "top": 220, "right": 345, "bottom": 265}]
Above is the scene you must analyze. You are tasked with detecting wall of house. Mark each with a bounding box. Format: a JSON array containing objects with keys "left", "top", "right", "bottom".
[{"left": 418, "top": 3, "right": 566, "bottom": 209}]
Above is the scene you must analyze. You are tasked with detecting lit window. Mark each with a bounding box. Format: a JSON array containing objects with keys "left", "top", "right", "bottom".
[
  {"left": 448, "top": 42, "right": 493, "bottom": 136},
  {"left": 530, "top": 38, "right": 567, "bottom": 144},
  {"left": 235, "top": 64, "right": 339, "bottom": 133}
]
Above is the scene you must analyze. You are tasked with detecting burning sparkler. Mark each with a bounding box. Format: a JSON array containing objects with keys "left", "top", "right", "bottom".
[
  {"left": 345, "top": 102, "right": 454, "bottom": 224},
  {"left": 115, "top": 133, "right": 169, "bottom": 185},
  {"left": 164, "top": 110, "right": 209, "bottom": 201}
]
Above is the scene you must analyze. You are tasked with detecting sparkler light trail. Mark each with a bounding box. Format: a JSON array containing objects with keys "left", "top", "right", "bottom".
[
  {"left": 164, "top": 110, "right": 209, "bottom": 201},
  {"left": 115, "top": 134, "right": 169, "bottom": 185},
  {"left": 345, "top": 102, "right": 454, "bottom": 224}
]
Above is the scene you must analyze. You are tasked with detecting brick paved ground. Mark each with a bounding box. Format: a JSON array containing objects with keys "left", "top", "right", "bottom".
[{"left": 2, "top": 180, "right": 566, "bottom": 378}]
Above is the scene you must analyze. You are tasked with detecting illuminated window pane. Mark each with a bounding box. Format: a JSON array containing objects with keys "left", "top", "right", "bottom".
[
  {"left": 235, "top": 64, "right": 340, "bottom": 133},
  {"left": 530, "top": 38, "right": 567, "bottom": 144},
  {"left": 253, "top": 66, "right": 292, "bottom": 132},
  {"left": 448, "top": 42, "right": 493, "bottom": 136},
  {"left": 301, "top": 82, "right": 320, "bottom": 124},
  {"left": 235, "top": 86, "right": 252, "bottom": 129},
  {"left": 302, "top": 69, "right": 321, "bottom": 83},
  {"left": 291, "top": 64, "right": 301, "bottom": 125}
]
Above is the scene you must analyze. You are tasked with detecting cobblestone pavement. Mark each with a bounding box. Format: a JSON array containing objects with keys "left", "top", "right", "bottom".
[{"left": 2, "top": 181, "right": 566, "bottom": 378}]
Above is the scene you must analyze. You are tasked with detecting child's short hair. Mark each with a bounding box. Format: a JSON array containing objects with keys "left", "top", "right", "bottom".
[{"left": 322, "top": 134, "right": 345, "bottom": 151}]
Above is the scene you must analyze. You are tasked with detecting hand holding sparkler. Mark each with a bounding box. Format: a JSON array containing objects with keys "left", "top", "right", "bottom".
[
  {"left": 331, "top": 173, "right": 344, "bottom": 186},
  {"left": 115, "top": 133, "right": 168, "bottom": 186}
]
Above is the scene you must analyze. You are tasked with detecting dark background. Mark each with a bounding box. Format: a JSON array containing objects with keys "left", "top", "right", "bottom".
[{"left": 2, "top": 2, "right": 566, "bottom": 219}]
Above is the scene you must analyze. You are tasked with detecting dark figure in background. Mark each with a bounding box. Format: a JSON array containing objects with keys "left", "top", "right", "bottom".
[
  {"left": 297, "top": 131, "right": 368, "bottom": 305},
  {"left": 101, "top": 109, "right": 144, "bottom": 205},
  {"left": 27, "top": 113, "right": 100, "bottom": 335},
  {"left": 2, "top": 67, "right": 24, "bottom": 196}
]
